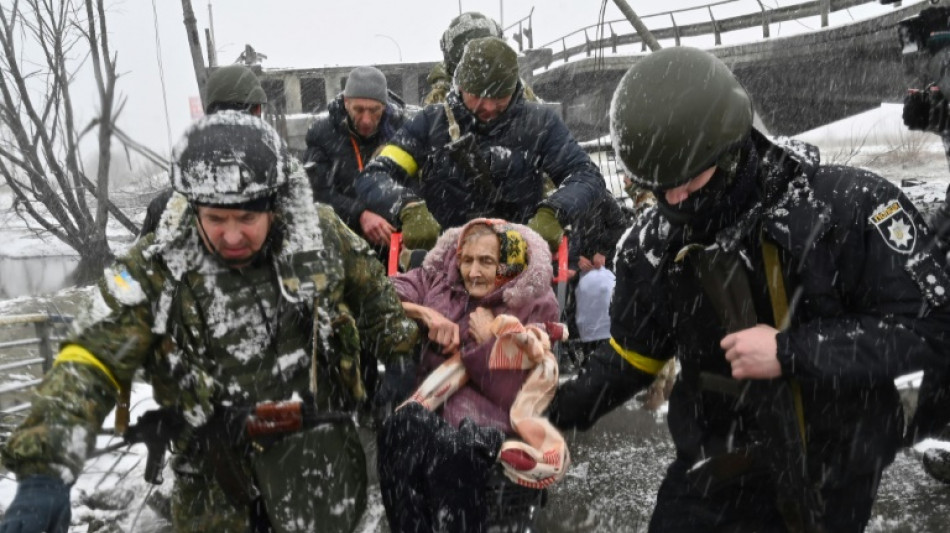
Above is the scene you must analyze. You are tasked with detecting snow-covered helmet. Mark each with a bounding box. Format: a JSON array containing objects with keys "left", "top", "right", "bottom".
[
  {"left": 171, "top": 111, "right": 290, "bottom": 207},
  {"left": 441, "top": 12, "right": 504, "bottom": 74},
  {"left": 610, "top": 46, "right": 753, "bottom": 191},
  {"left": 205, "top": 64, "right": 267, "bottom": 113}
]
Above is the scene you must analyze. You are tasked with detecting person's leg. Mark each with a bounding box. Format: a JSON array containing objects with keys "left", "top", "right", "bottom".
[
  {"left": 377, "top": 404, "right": 438, "bottom": 533},
  {"left": 649, "top": 456, "right": 787, "bottom": 533},
  {"left": 171, "top": 471, "right": 249, "bottom": 532}
]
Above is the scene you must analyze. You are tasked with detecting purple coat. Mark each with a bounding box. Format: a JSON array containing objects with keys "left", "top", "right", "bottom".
[{"left": 393, "top": 221, "right": 559, "bottom": 434}]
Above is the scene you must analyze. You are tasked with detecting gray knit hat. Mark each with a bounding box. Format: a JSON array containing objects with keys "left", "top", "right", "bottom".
[
  {"left": 454, "top": 37, "right": 519, "bottom": 98},
  {"left": 343, "top": 66, "right": 388, "bottom": 103}
]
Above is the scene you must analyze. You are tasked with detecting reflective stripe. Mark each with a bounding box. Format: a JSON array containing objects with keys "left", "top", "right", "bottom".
[
  {"left": 379, "top": 145, "right": 419, "bottom": 177},
  {"left": 609, "top": 338, "right": 665, "bottom": 376},
  {"left": 54, "top": 344, "right": 122, "bottom": 394}
]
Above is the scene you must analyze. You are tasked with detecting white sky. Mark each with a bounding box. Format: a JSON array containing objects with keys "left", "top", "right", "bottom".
[{"left": 84, "top": 0, "right": 912, "bottom": 158}]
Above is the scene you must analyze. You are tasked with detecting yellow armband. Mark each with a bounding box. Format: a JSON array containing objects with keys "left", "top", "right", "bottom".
[
  {"left": 610, "top": 338, "right": 665, "bottom": 376},
  {"left": 378, "top": 145, "right": 419, "bottom": 177},
  {"left": 54, "top": 344, "right": 122, "bottom": 394}
]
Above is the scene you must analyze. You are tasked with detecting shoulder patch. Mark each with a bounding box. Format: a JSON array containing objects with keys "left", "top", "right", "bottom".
[
  {"left": 869, "top": 200, "right": 916, "bottom": 255},
  {"left": 104, "top": 266, "right": 147, "bottom": 306}
]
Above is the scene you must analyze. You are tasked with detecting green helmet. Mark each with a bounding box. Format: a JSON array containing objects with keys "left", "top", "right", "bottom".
[
  {"left": 610, "top": 46, "right": 753, "bottom": 191},
  {"left": 440, "top": 12, "right": 504, "bottom": 74},
  {"left": 205, "top": 64, "right": 267, "bottom": 112},
  {"left": 171, "top": 111, "right": 289, "bottom": 206}
]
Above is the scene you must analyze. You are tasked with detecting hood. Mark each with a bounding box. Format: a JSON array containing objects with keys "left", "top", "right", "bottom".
[
  {"left": 144, "top": 171, "right": 324, "bottom": 282},
  {"left": 418, "top": 218, "right": 553, "bottom": 309}
]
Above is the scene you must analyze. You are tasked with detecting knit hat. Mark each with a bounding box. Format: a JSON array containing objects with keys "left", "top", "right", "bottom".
[
  {"left": 454, "top": 37, "right": 519, "bottom": 98},
  {"left": 343, "top": 66, "right": 388, "bottom": 103},
  {"left": 459, "top": 218, "right": 528, "bottom": 280}
]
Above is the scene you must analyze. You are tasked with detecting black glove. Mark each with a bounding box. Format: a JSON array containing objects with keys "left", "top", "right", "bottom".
[
  {"left": 903, "top": 86, "right": 950, "bottom": 133},
  {"left": 0, "top": 475, "right": 71, "bottom": 533}
]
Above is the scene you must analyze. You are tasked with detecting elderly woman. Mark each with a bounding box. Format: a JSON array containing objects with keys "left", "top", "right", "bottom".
[{"left": 377, "top": 218, "right": 567, "bottom": 533}]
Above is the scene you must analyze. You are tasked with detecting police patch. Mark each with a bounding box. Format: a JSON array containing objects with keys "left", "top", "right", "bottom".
[{"left": 870, "top": 200, "right": 916, "bottom": 254}]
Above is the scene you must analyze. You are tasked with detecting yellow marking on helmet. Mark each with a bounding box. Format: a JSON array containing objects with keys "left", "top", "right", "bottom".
[
  {"left": 379, "top": 145, "right": 419, "bottom": 177},
  {"left": 54, "top": 344, "right": 122, "bottom": 394},
  {"left": 610, "top": 338, "right": 665, "bottom": 375}
]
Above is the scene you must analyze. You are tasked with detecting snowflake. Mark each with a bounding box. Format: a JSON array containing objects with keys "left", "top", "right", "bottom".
[{"left": 887, "top": 219, "right": 912, "bottom": 249}]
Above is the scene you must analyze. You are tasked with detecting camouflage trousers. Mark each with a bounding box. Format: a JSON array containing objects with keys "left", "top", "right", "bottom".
[{"left": 171, "top": 471, "right": 248, "bottom": 532}]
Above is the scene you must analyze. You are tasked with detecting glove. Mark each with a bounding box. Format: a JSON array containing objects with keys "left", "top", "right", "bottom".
[
  {"left": 0, "top": 475, "right": 71, "bottom": 533},
  {"left": 527, "top": 206, "right": 564, "bottom": 252},
  {"left": 399, "top": 202, "right": 441, "bottom": 250},
  {"left": 903, "top": 86, "right": 950, "bottom": 133}
]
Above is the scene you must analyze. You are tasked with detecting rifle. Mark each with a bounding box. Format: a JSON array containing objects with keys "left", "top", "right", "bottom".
[
  {"left": 120, "top": 401, "right": 351, "bottom": 488},
  {"left": 686, "top": 244, "right": 825, "bottom": 532},
  {"left": 122, "top": 407, "right": 184, "bottom": 484}
]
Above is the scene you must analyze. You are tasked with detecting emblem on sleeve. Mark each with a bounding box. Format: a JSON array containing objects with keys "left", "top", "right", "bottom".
[{"left": 870, "top": 201, "right": 916, "bottom": 254}]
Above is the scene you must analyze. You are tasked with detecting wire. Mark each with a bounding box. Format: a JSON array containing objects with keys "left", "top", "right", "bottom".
[{"left": 150, "top": 0, "right": 173, "bottom": 156}]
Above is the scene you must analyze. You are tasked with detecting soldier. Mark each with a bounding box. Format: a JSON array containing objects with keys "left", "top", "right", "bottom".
[
  {"left": 550, "top": 47, "right": 950, "bottom": 532},
  {"left": 139, "top": 63, "right": 268, "bottom": 238},
  {"left": 0, "top": 112, "right": 419, "bottom": 533},
  {"left": 355, "top": 36, "right": 606, "bottom": 252},
  {"left": 303, "top": 66, "right": 410, "bottom": 249},
  {"left": 424, "top": 11, "right": 539, "bottom": 106}
]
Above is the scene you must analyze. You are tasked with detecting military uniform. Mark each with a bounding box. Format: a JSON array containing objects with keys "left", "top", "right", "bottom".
[{"left": 2, "top": 173, "right": 419, "bottom": 532}]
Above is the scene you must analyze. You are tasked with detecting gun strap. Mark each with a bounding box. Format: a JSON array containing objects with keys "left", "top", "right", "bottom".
[
  {"left": 761, "top": 234, "right": 807, "bottom": 447},
  {"left": 443, "top": 100, "right": 461, "bottom": 141}
]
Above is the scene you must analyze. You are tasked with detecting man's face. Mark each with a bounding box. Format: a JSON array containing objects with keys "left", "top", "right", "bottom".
[
  {"left": 344, "top": 97, "right": 385, "bottom": 137},
  {"left": 662, "top": 166, "right": 716, "bottom": 206},
  {"left": 196, "top": 205, "right": 274, "bottom": 267},
  {"left": 461, "top": 90, "right": 513, "bottom": 123},
  {"left": 458, "top": 233, "right": 501, "bottom": 299}
]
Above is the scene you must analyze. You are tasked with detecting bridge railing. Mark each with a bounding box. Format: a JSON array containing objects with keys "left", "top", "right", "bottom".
[
  {"left": 533, "top": 0, "right": 879, "bottom": 69},
  {"left": 0, "top": 314, "right": 72, "bottom": 437}
]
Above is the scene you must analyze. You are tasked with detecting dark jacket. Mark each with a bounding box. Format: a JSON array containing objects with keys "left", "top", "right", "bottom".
[
  {"left": 354, "top": 85, "right": 606, "bottom": 229},
  {"left": 304, "top": 93, "right": 409, "bottom": 232},
  {"left": 554, "top": 130, "right": 950, "bottom": 528},
  {"left": 568, "top": 191, "right": 631, "bottom": 270}
]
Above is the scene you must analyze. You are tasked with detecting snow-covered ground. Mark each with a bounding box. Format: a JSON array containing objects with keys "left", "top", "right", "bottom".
[{"left": 2, "top": 103, "right": 950, "bottom": 530}]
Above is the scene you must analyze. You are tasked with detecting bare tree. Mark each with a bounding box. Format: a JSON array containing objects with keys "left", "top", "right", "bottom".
[{"left": 0, "top": 0, "right": 141, "bottom": 284}]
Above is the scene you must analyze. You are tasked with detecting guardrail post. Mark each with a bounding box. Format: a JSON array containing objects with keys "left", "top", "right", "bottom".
[
  {"left": 708, "top": 7, "right": 722, "bottom": 46},
  {"left": 820, "top": 0, "right": 830, "bottom": 27},
  {"left": 35, "top": 320, "right": 53, "bottom": 373},
  {"left": 757, "top": 0, "right": 771, "bottom": 39},
  {"left": 670, "top": 14, "right": 681, "bottom": 47}
]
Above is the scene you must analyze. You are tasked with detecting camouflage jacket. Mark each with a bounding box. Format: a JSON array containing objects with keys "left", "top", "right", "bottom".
[{"left": 2, "top": 173, "right": 419, "bottom": 482}]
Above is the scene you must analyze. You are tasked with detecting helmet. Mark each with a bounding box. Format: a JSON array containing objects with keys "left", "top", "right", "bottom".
[
  {"left": 171, "top": 111, "right": 290, "bottom": 206},
  {"left": 440, "top": 12, "right": 504, "bottom": 73},
  {"left": 610, "top": 47, "right": 753, "bottom": 191},
  {"left": 205, "top": 64, "right": 267, "bottom": 112}
]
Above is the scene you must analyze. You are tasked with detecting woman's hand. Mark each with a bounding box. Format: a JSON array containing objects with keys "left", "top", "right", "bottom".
[
  {"left": 401, "top": 302, "right": 459, "bottom": 354},
  {"left": 468, "top": 307, "right": 495, "bottom": 345},
  {"left": 425, "top": 308, "right": 460, "bottom": 355}
]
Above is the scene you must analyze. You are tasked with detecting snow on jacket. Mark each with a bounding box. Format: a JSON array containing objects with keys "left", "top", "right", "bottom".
[
  {"left": 558, "top": 129, "right": 950, "bottom": 481},
  {"left": 392, "top": 220, "right": 559, "bottom": 434},
  {"left": 355, "top": 85, "right": 606, "bottom": 229},
  {"left": 1, "top": 173, "right": 419, "bottom": 488},
  {"left": 303, "top": 93, "right": 410, "bottom": 232}
]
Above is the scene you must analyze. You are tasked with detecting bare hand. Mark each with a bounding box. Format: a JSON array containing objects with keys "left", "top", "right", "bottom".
[
  {"left": 578, "top": 256, "right": 594, "bottom": 272},
  {"left": 468, "top": 307, "right": 495, "bottom": 345},
  {"left": 720, "top": 324, "right": 782, "bottom": 380},
  {"left": 592, "top": 253, "right": 606, "bottom": 269},
  {"left": 359, "top": 210, "right": 395, "bottom": 247},
  {"left": 422, "top": 308, "right": 459, "bottom": 355}
]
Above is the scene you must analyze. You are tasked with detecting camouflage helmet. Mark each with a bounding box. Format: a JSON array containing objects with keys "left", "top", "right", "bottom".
[
  {"left": 440, "top": 12, "right": 504, "bottom": 73},
  {"left": 205, "top": 64, "right": 267, "bottom": 111},
  {"left": 171, "top": 111, "right": 290, "bottom": 206},
  {"left": 610, "top": 47, "right": 753, "bottom": 191}
]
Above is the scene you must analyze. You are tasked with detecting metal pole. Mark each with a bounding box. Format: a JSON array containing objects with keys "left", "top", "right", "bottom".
[
  {"left": 499, "top": 0, "right": 504, "bottom": 31},
  {"left": 181, "top": 0, "right": 208, "bottom": 108},
  {"left": 207, "top": 1, "right": 217, "bottom": 67},
  {"left": 375, "top": 34, "right": 403, "bottom": 62},
  {"left": 611, "top": 0, "right": 662, "bottom": 51}
]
